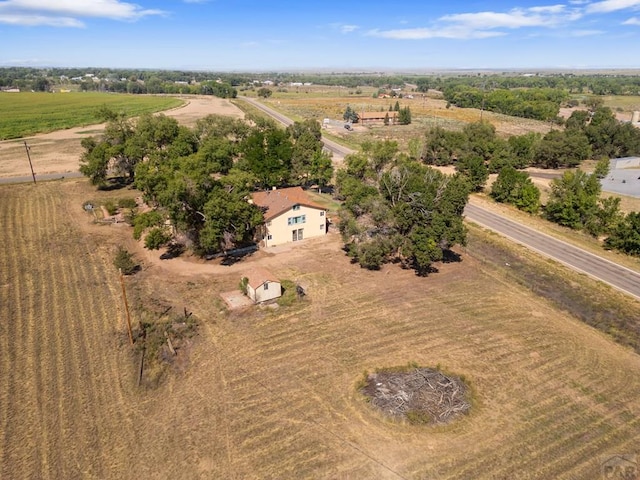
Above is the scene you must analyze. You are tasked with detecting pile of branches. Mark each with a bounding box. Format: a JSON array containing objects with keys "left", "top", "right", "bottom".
[{"left": 361, "top": 367, "right": 470, "bottom": 424}]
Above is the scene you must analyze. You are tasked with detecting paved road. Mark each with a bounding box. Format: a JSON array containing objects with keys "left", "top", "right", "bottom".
[
  {"left": 466, "top": 203, "right": 640, "bottom": 300},
  {"left": 240, "top": 96, "right": 352, "bottom": 157},
  {"left": 241, "top": 96, "right": 640, "bottom": 300}
]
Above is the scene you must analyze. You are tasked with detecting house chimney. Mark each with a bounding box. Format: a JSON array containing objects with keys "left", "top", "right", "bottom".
[{"left": 272, "top": 186, "right": 277, "bottom": 190}]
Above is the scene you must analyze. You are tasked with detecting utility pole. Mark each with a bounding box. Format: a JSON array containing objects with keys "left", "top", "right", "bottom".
[
  {"left": 119, "top": 269, "right": 134, "bottom": 346},
  {"left": 23, "top": 141, "right": 36, "bottom": 184}
]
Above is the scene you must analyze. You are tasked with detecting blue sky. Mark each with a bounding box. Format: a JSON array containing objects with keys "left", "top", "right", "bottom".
[{"left": 1, "top": 0, "right": 640, "bottom": 71}]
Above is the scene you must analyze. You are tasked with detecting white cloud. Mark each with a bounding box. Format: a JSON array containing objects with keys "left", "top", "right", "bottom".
[
  {"left": 0, "top": 0, "right": 165, "bottom": 27},
  {"left": 369, "top": 5, "right": 582, "bottom": 40},
  {"left": 0, "top": 13, "right": 83, "bottom": 27},
  {"left": 368, "top": 27, "right": 505, "bottom": 40},
  {"left": 340, "top": 24, "right": 359, "bottom": 33},
  {"left": 623, "top": 15, "right": 640, "bottom": 23},
  {"left": 329, "top": 22, "right": 359, "bottom": 34},
  {"left": 586, "top": 0, "right": 640, "bottom": 13},
  {"left": 569, "top": 28, "right": 604, "bottom": 35}
]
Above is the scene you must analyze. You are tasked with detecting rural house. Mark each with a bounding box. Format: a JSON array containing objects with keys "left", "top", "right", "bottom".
[
  {"left": 243, "top": 267, "right": 281, "bottom": 303},
  {"left": 359, "top": 111, "right": 398, "bottom": 125},
  {"left": 251, "top": 187, "right": 327, "bottom": 247}
]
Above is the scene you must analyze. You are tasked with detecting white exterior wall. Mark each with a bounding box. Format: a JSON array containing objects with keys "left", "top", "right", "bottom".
[
  {"left": 248, "top": 281, "right": 281, "bottom": 303},
  {"left": 264, "top": 205, "right": 326, "bottom": 247}
]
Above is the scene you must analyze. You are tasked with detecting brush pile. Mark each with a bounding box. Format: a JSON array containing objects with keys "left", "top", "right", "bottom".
[{"left": 361, "top": 367, "right": 470, "bottom": 424}]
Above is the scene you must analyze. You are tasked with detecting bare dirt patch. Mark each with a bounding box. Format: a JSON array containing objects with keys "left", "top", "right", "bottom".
[{"left": 0, "top": 95, "right": 244, "bottom": 178}]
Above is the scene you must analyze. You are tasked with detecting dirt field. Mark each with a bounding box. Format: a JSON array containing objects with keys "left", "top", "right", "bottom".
[
  {"left": 0, "top": 95, "right": 244, "bottom": 178},
  {"left": 3, "top": 178, "right": 640, "bottom": 479}
]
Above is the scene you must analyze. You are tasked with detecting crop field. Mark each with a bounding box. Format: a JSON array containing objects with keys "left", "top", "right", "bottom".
[
  {"left": 0, "top": 92, "right": 184, "bottom": 140},
  {"left": 2, "top": 178, "right": 640, "bottom": 479}
]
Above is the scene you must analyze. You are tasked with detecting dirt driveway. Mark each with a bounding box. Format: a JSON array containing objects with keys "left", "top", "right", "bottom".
[{"left": 0, "top": 95, "right": 244, "bottom": 178}]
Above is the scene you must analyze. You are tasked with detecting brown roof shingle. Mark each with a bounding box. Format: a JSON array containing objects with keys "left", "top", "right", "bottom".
[
  {"left": 244, "top": 267, "right": 279, "bottom": 290},
  {"left": 251, "top": 187, "right": 325, "bottom": 221}
]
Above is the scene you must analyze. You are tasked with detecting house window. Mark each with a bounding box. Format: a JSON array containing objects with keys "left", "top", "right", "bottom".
[
  {"left": 287, "top": 215, "right": 306, "bottom": 225},
  {"left": 293, "top": 204, "right": 300, "bottom": 211},
  {"left": 267, "top": 234, "right": 272, "bottom": 240},
  {"left": 292, "top": 228, "right": 304, "bottom": 241},
  {"left": 320, "top": 211, "right": 325, "bottom": 216},
  {"left": 264, "top": 283, "right": 269, "bottom": 290},
  {"left": 320, "top": 224, "right": 324, "bottom": 231}
]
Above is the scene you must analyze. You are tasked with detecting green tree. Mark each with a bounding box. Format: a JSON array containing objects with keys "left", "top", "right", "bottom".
[
  {"left": 398, "top": 106, "right": 412, "bottom": 125},
  {"left": 456, "top": 155, "right": 488, "bottom": 192},
  {"left": 144, "top": 227, "right": 171, "bottom": 250},
  {"left": 545, "top": 170, "right": 602, "bottom": 231},
  {"left": 533, "top": 130, "right": 591, "bottom": 169},
  {"left": 113, "top": 246, "right": 138, "bottom": 275},
  {"left": 605, "top": 212, "right": 640, "bottom": 256},
  {"left": 238, "top": 126, "right": 293, "bottom": 187},
  {"left": 257, "top": 87, "right": 272, "bottom": 98},
  {"left": 343, "top": 106, "right": 359, "bottom": 123},
  {"left": 199, "top": 187, "right": 263, "bottom": 253},
  {"left": 490, "top": 166, "right": 540, "bottom": 213},
  {"left": 339, "top": 159, "right": 470, "bottom": 275}
]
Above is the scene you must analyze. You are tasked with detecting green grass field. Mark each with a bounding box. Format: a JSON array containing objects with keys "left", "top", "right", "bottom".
[{"left": 0, "top": 92, "right": 184, "bottom": 140}]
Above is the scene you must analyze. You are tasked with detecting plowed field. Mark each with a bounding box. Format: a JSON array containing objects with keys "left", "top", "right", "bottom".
[{"left": 2, "top": 179, "right": 640, "bottom": 479}]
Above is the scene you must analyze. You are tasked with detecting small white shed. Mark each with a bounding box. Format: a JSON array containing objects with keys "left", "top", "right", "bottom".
[{"left": 244, "top": 268, "right": 281, "bottom": 303}]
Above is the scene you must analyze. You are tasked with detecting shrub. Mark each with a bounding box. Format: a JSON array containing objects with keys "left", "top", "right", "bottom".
[
  {"left": 113, "top": 246, "right": 138, "bottom": 275},
  {"left": 104, "top": 200, "right": 118, "bottom": 216},
  {"left": 144, "top": 227, "right": 171, "bottom": 250},
  {"left": 239, "top": 277, "right": 248, "bottom": 295},
  {"left": 132, "top": 210, "right": 164, "bottom": 240},
  {"left": 117, "top": 197, "right": 137, "bottom": 209}
]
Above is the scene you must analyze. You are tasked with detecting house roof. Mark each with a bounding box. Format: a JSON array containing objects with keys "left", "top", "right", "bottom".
[
  {"left": 360, "top": 111, "right": 398, "bottom": 120},
  {"left": 244, "top": 267, "right": 279, "bottom": 290},
  {"left": 251, "top": 187, "right": 325, "bottom": 221}
]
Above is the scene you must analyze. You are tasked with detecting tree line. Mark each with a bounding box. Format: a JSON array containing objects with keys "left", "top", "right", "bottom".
[{"left": 80, "top": 111, "right": 332, "bottom": 254}]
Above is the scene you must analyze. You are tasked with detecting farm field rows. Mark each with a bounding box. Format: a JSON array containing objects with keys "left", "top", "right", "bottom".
[{"left": 2, "top": 179, "right": 640, "bottom": 478}]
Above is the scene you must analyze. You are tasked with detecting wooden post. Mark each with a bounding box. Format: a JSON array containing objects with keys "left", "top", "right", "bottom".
[
  {"left": 119, "top": 269, "right": 134, "bottom": 346},
  {"left": 23, "top": 141, "right": 36, "bottom": 184}
]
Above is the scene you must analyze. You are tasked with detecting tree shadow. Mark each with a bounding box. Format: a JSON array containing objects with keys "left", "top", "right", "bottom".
[
  {"left": 160, "top": 243, "right": 185, "bottom": 260},
  {"left": 221, "top": 249, "right": 255, "bottom": 266},
  {"left": 98, "top": 177, "right": 133, "bottom": 191},
  {"left": 442, "top": 249, "right": 463, "bottom": 264}
]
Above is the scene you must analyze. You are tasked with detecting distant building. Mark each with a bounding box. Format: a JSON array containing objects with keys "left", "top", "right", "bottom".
[
  {"left": 251, "top": 187, "right": 327, "bottom": 247},
  {"left": 359, "top": 111, "right": 398, "bottom": 125}
]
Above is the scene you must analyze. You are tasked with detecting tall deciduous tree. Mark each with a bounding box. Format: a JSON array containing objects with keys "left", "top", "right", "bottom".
[{"left": 490, "top": 166, "right": 540, "bottom": 213}]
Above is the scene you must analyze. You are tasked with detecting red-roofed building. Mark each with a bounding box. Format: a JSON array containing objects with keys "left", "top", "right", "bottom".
[{"left": 251, "top": 187, "right": 327, "bottom": 247}]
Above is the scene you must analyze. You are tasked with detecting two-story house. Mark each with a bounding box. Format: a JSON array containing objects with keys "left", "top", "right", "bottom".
[{"left": 251, "top": 187, "right": 327, "bottom": 247}]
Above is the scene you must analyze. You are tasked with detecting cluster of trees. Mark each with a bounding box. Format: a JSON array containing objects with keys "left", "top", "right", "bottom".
[
  {"left": 416, "top": 107, "right": 640, "bottom": 177},
  {"left": 443, "top": 85, "right": 567, "bottom": 121},
  {"left": 486, "top": 138, "right": 638, "bottom": 257},
  {"left": 80, "top": 111, "right": 333, "bottom": 254},
  {"left": 335, "top": 141, "right": 470, "bottom": 274},
  {"left": 5, "top": 67, "right": 640, "bottom": 98},
  {"left": 420, "top": 74, "right": 640, "bottom": 96}
]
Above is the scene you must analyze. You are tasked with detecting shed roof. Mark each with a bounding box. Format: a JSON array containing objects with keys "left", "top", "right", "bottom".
[
  {"left": 360, "top": 111, "right": 398, "bottom": 120},
  {"left": 244, "top": 267, "right": 279, "bottom": 290},
  {"left": 251, "top": 187, "right": 325, "bottom": 221}
]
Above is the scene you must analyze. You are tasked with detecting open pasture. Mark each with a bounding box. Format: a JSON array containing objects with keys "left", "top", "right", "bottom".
[
  {"left": 258, "top": 92, "right": 555, "bottom": 153},
  {"left": 0, "top": 92, "right": 183, "bottom": 140},
  {"left": 2, "top": 179, "right": 640, "bottom": 479}
]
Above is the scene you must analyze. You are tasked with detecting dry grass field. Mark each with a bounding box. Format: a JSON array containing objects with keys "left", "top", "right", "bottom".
[
  {"left": 255, "top": 88, "right": 556, "bottom": 153},
  {"left": 2, "top": 178, "right": 640, "bottom": 479}
]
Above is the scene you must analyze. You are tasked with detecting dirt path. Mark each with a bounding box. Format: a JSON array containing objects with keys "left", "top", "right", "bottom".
[{"left": 0, "top": 95, "right": 244, "bottom": 178}]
